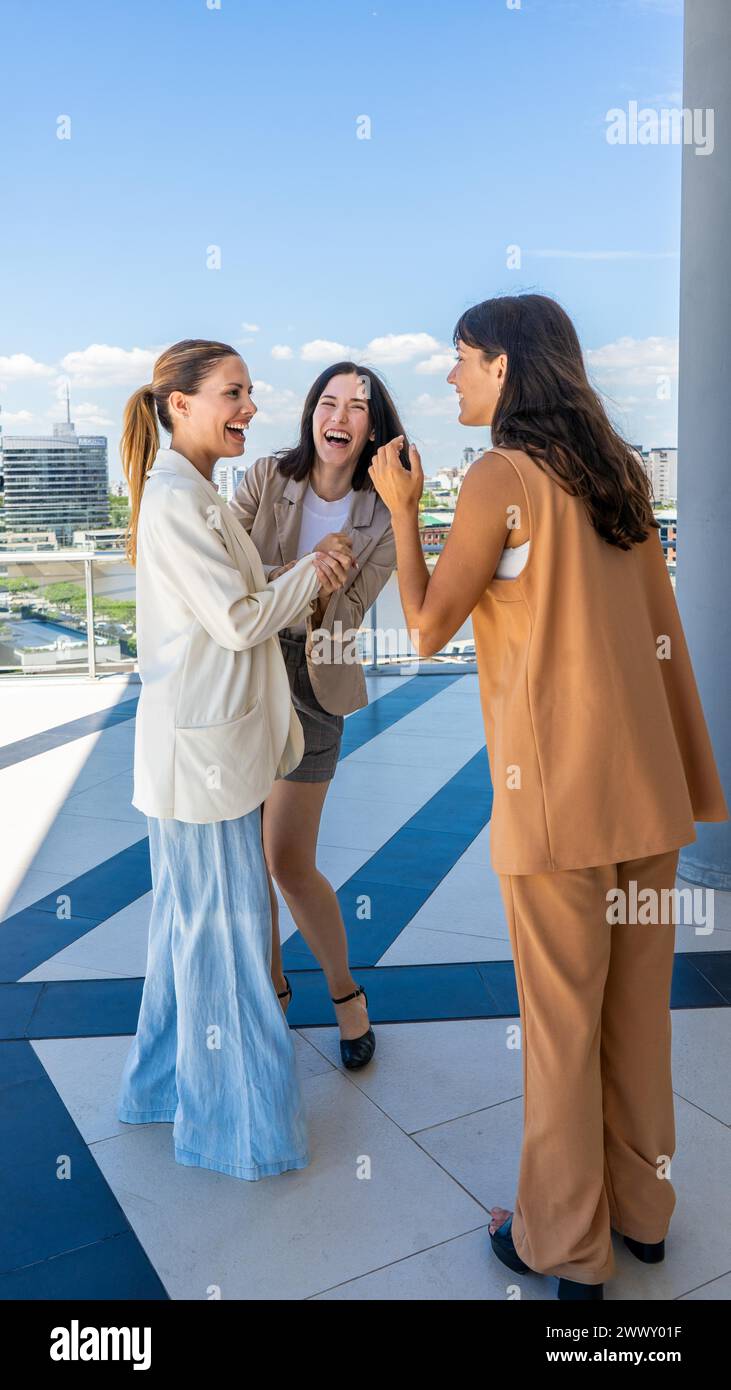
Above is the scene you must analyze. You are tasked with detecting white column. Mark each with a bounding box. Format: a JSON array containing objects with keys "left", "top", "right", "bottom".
[{"left": 676, "top": 0, "right": 731, "bottom": 888}]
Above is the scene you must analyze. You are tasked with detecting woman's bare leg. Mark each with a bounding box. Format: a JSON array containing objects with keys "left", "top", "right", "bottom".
[
  {"left": 260, "top": 804, "right": 289, "bottom": 1011},
  {"left": 262, "top": 778, "right": 370, "bottom": 1041}
]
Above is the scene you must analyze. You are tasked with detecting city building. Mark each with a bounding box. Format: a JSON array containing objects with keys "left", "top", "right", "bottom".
[
  {"left": 0, "top": 389, "right": 109, "bottom": 546},
  {"left": 655, "top": 507, "right": 677, "bottom": 579},
  {"left": 71, "top": 528, "right": 128, "bottom": 550},
  {"left": 646, "top": 447, "right": 678, "bottom": 503},
  {"left": 213, "top": 462, "right": 246, "bottom": 502},
  {"left": 0, "top": 530, "right": 59, "bottom": 551}
]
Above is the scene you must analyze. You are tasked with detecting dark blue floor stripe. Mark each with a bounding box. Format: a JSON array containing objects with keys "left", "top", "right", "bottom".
[
  {"left": 0, "top": 1040, "right": 168, "bottom": 1297},
  {"left": 0, "top": 675, "right": 473, "bottom": 1296},
  {"left": 0, "top": 696, "right": 139, "bottom": 772},
  {"left": 9, "top": 664, "right": 724, "bottom": 1299},
  {"left": 0, "top": 674, "right": 463, "bottom": 984},
  {"left": 339, "top": 672, "right": 464, "bottom": 756},
  {"left": 0, "top": 841, "right": 152, "bottom": 983},
  {"left": 283, "top": 747, "right": 493, "bottom": 969},
  {"left": 1, "top": 953, "right": 728, "bottom": 1041}
]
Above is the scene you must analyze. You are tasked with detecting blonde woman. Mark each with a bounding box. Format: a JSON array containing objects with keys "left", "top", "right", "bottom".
[
  {"left": 116, "top": 338, "right": 350, "bottom": 1180},
  {"left": 229, "top": 362, "right": 406, "bottom": 1069}
]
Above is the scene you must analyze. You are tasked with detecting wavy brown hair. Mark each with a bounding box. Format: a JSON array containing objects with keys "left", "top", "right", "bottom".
[
  {"left": 120, "top": 338, "right": 240, "bottom": 564},
  {"left": 453, "top": 294, "right": 658, "bottom": 549}
]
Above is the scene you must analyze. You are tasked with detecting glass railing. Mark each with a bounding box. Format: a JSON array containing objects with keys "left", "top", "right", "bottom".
[
  {"left": 0, "top": 550, "right": 137, "bottom": 677},
  {"left": 0, "top": 550, "right": 476, "bottom": 678}
]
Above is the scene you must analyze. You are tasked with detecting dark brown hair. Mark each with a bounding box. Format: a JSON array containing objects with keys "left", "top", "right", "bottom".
[{"left": 453, "top": 294, "right": 658, "bottom": 548}]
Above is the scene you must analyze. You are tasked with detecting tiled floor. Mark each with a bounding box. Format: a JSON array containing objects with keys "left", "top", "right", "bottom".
[{"left": 1, "top": 671, "right": 729, "bottom": 1300}]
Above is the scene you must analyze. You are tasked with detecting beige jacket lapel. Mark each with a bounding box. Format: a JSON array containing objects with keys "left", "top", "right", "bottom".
[
  {"left": 154, "top": 447, "right": 267, "bottom": 589},
  {"left": 274, "top": 472, "right": 378, "bottom": 591}
]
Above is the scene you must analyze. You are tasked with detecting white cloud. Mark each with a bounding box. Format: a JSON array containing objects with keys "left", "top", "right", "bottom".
[
  {"left": 0, "top": 353, "right": 54, "bottom": 385},
  {"left": 411, "top": 392, "right": 459, "bottom": 419},
  {"left": 300, "top": 339, "right": 355, "bottom": 363},
  {"left": 415, "top": 351, "right": 456, "bottom": 375},
  {"left": 251, "top": 379, "right": 302, "bottom": 426},
  {"left": 0, "top": 408, "right": 34, "bottom": 425},
  {"left": 59, "top": 344, "right": 163, "bottom": 387},
  {"left": 241, "top": 322, "right": 260, "bottom": 333},
  {"left": 297, "top": 331, "right": 443, "bottom": 369},
  {"left": 529, "top": 249, "right": 678, "bottom": 261},
  {"left": 271, "top": 344, "right": 293, "bottom": 359},
  {"left": 69, "top": 402, "right": 115, "bottom": 428},
  {"left": 586, "top": 335, "right": 678, "bottom": 383},
  {"left": 585, "top": 336, "right": 678, "bottom": 449},
  {"left": 364, "top": 332, "right": 440, "bottom": 364}
]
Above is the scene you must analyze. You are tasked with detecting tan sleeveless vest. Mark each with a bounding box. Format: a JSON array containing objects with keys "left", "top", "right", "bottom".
[{"left": 471, "top": 447, "right": 728, "bottom": 874}]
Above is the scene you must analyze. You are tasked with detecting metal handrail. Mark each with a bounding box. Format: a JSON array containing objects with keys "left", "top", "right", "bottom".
[
  {"left": 1, "top": 548, "right": 476, "bottom": 679},
  {"left": 1, "top": 548, "right": 134, "bottom": 679}
]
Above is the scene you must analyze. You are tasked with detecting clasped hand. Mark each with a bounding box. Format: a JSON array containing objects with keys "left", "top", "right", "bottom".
[{"left": 311, "top": 529, "right": 357, "bottom": 596}]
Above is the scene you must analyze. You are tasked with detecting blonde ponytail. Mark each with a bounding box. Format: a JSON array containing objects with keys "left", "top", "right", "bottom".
[
  {"left": 121, "top": 385, "right": 159, "bottom": 565},
  {"left": 120, "top": 337, "right": 241, "bottom": 566}
]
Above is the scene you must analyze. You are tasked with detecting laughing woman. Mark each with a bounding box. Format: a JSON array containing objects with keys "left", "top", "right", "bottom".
[
  {"left": 229, "top": 362, "right": 407, "bottom": 1069},
  {"left": 368, "top": 294, "right": 727, "bottom": 1299},
  {"left": 117, "top": 339, "right": 350, "bottom": 1180}
]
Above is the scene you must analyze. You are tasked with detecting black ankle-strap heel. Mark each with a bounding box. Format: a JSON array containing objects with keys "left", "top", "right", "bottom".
[
  {"left": 624, "top": 1235, "right": 665, "bottom": 1263},
  {"left": 557, "top": 1277, "right": 604, "bottom": 1300},
  {"left": 330, "top": 984, "right": 376, "bottom": 1071},
  {"left": 277, "top": 975, "right": 292, "bottom": 1007},
  {"left": 489, "top": 1215, "right": 604, "bottom": 1299}
]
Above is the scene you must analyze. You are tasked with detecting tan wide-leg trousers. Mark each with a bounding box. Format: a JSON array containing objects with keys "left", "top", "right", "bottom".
[{"left": 497, "top": 847, "right": 680, "bottom": 1285}]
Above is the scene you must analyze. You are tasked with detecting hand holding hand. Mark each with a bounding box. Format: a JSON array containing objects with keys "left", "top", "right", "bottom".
[
  {"left": 312, "top": 548, "right": 352, "bottom": 597},
  {"left": 314, "top": 530, "right": 358, "bottom": 572}
]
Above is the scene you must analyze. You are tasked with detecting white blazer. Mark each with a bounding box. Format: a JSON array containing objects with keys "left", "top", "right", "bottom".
[{"left": 132, "top": 447, "right": 322, "bottom": 823}]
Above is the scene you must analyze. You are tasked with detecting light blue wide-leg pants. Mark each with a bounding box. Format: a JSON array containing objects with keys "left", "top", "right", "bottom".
[{"left": 117, "top": 808, "right": 310, "bottom": 1180}]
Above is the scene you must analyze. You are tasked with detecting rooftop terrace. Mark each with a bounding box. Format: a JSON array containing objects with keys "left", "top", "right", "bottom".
[{"left": 1, "top": 671, "right": 729, "bottom": 1300}]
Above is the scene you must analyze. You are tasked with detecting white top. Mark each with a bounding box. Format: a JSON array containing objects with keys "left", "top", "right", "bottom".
[
  {"left": 494, "top": 538, "right": 530, "bottom": 579},
  {"left": 287, "top": 482, "right": 354, "bottom": 633},
  {"left": 131, "top": 448, "right": 322, "bottom": 822}
]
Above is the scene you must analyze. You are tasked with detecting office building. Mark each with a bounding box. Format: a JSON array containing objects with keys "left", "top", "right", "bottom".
[{"left": 1, "top": 391, "right": 109, "bottom": 546}]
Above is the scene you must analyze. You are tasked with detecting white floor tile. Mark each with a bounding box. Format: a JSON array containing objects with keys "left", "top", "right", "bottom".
[
  {"left": 414, "top": 1091, "right": 731, "bottom": 1298},
  {"left": 25, "top": 814, "right": 147, "bottom": 877},
  {"left": 23, "top": 892, "right": 153, "bottom": 980},
  {"left": 88, "top": 1069, "right": 485, "bottom": 1300},
  {"left": 378, "top": 924, "right": 514, "bottom": 964},
  {"left": 305, "top": 1019, "right": 523, "bottom": 1133},
  {"left": 313, "top": 1226, "right": 551, "bottom": 1300},
  {"left": 345, "top": 730, "right": 484, "bottom": 770},
  {"left": 61, "top": 773, "right": 144, "bottom": 825},
  {"left": 671, "top": 1008, "right": 731, "bottom": 1124}
]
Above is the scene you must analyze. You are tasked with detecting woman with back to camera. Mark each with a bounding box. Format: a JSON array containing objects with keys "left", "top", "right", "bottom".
[
  {"left": 368, "top": 293, "right": 728, "bottom": 1299},
  {"left": 116, "top": 338, "right": 350, "bottom": 1181},
  {"left": 228, "top": 362, "right": 406, "bottom": 1069}
]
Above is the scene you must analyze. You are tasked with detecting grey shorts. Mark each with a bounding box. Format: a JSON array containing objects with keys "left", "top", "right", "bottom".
[{"left": 278, "top": 629, "right": 344, "bottom": 782}]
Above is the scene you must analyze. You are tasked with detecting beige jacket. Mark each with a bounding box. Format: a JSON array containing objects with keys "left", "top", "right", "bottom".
[
  {"left": 471, "top": 446, "right": 728, "bottom": 874},
  {"left": 132, "top": 447, "right": 322, "bottom": 822},
  {"left": 229, "top": 455, "right": 397, "bottom": 714}
]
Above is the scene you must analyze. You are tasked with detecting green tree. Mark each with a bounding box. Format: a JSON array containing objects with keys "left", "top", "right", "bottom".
[
  {"left": 109, "top": 494, "right": 130, "bottom": 528},
  {"left": 2, "top": 578, "right": 40, "bottom": 593}
]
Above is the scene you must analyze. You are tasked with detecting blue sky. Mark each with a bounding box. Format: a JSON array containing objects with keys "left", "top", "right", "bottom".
[{"left": 0, "top": 0, "right": 683, "bottom": 481}]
